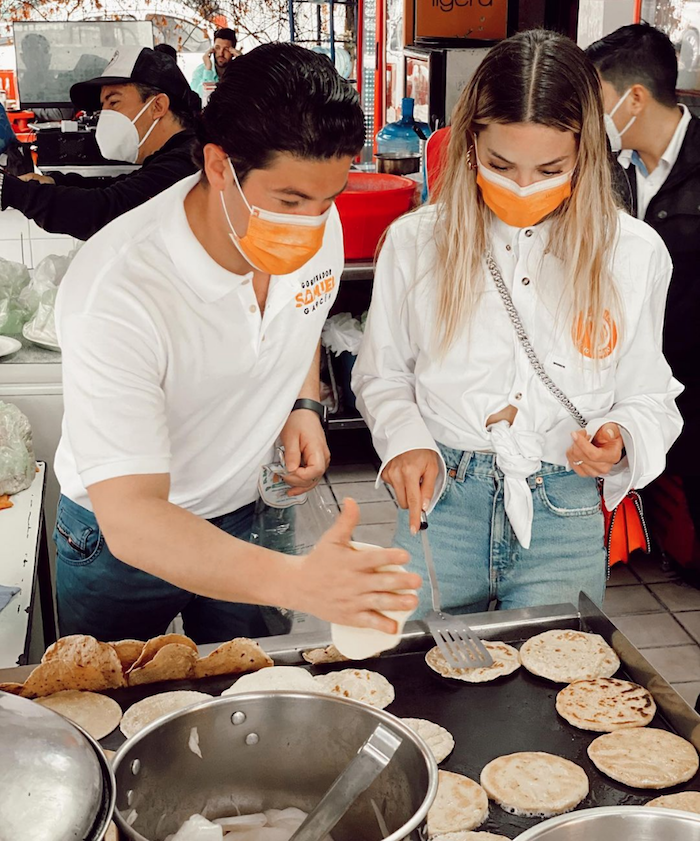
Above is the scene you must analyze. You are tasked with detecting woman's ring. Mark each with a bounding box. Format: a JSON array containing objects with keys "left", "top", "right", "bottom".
[{"left": 573, "top": 460, "right": 584, "bottom": 466}]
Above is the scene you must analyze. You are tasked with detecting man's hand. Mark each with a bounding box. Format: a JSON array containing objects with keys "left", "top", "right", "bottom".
[
  {"left": 19, "top": 173, "right": 55, "bottom": 185},
  {"left": 291, "top": 499, "right": 421, "bottom": 632},
  {"left": 382, "top": 449, "right": 440, "bottom": 534},
  {"left": 280, "top": 408, "right": 330, "bottom": 497},
  {"left": 203, "top": 47, "right": 214, "bottom": 71},
  {"left": 567, "top": 423, "right": 624, "bottom": 477}
]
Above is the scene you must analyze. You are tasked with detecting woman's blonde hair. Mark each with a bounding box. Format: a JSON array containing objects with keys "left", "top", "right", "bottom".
[{"left": 432, "top": 29, "right": 620, "bottom": 355}]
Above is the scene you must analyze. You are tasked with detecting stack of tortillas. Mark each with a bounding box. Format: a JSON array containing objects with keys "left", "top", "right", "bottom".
[
  {"left": 35, "top": 690, "right": 122, "bottom": 739},
  {"left": 588, "top": 727, "right": 699, "bottom": 788},
  {"left": 645, "top": 791, "right": 700, "bottom": 813},
  {"left": 427, "top": 770, "right": 489, "bottom": 835},
  {"left": 556, "top": 678, "right": 656, "bottom": 731},
  {"left": 520, "top": 630, "right": 620, "bottom": 683},
  {"left": 402, "top": 718, "right": 455, "bottom": 764},
  {"left": 313, "top": 669, "right": 395, "bottom": 709},
  {"left": 480, "top": 752, "right": 589, "bottom": 818},
  {"left": 120, "top": 690, "right": 211, "bottom": 739},
  {"left": 426, "top": 642, "right": 520, "bottom": 683}
]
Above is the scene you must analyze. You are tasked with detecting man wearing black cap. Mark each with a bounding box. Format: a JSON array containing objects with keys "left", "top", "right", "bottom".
[{"left": 0, "top": 46, "right": 201, "bottom": 241}]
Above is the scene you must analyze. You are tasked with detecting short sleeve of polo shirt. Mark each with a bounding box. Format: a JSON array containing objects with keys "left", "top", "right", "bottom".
[{"left": 58, "top": 302, "right": 171, "bottom": 490}]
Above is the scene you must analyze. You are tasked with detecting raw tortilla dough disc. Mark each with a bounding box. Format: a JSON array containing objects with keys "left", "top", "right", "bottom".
[
  {"left": 588, "top": 727, "right": 699, "bottom": 789},
  {"left": 427, "top": 770, "right": 489, "bottom": 836},
  {"left": 35, "top": 690, "right": 122, "bottom": 740},
  {"left": 432, "top": 834, "right": 509, "bottom": 840},
  {"left": 313, "top": 668, "right": 394, "bottom": 709},
  {"left": 480, "top": 752, "right": 589, "bottom": 818},
  {"left": 426, "top": 642, "right": 520, "bottom": 683},
  {"left": 222, "top": 666, "right": 317, "bottom": 695},
  {"left": 556, "top": 677, "right": 656, "bottom": 732},
  {"left": 645, "top": 791, "right": 700, "bottom": 814},
  {"left": 120, "top": 690, "right": 211, "bottom": 739},
  {"left": 402, "top": 718, "right": 455, "bottom": 764},
  {"left": 519, "top": 630, "right": 620, "bottom": 684}
]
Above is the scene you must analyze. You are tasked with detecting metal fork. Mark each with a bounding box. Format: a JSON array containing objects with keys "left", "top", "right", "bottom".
[{"left": 420, "top": 511, "right": 493, "bottom": 669}]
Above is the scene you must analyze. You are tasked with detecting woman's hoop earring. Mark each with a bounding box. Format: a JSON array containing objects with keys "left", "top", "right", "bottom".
[{"left": 466, "top": 146, "right": 478, "bottom": 171}]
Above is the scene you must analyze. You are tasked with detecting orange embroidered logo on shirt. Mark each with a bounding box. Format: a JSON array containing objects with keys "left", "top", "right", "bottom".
[
  {"left": 572, "top": 310, "right": 618, "bottom": 359},
  {"left": 295, "top": 270, "right": 336, "bottom": 314}
]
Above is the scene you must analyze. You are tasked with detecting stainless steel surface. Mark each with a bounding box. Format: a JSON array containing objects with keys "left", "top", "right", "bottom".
[
  {"left": 340, "top": 261, "right": 374, "bottom": 282},
  {"left": 420, "top": 511, "right": 493, "bottom": 668},
  {"left": 46, "top": 165, "right": 139, "bottom": 177},
  {"left": 113, "top": 692, "right": 437, "bottom": 841},
  {"left": 515, "top": 807, "right": 700, "bottom": 840},
  {"left": 374, "top": 153, "right": 421, "bottom": 176},
  {"left": 289, "top": 724, "right": 401, "bottom": 841},
  {"left": 0, "top": 690, "right": 115, "bottom": 841}
]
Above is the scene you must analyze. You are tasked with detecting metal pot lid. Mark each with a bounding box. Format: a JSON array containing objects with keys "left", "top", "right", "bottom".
[{"left": 0, "top": 691, "right": 115, "bottom": 841}]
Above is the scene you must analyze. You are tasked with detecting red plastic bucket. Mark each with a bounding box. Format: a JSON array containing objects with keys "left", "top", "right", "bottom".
[{"left": 335, "top": 171, "right": 417, "bottom": 260}]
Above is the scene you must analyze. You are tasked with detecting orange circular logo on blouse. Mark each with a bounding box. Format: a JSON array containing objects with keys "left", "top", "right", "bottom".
[{"left": 572, "top": 311, "right": 618, "bottom": 359}]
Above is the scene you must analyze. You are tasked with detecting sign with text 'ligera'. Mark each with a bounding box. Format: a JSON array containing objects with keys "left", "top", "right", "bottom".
[{"left": 414, "top": 0, "right": 507, "bottom": 40}]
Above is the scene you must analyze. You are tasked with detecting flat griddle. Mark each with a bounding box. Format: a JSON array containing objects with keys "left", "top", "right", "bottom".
[{"left": 4, "top": 594, "right": 700, "bottom": 839}]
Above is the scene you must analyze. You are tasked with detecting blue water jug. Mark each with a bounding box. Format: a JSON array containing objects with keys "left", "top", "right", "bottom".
[{"left": 377, "top": 98, "right": 431, "bottom": 157}]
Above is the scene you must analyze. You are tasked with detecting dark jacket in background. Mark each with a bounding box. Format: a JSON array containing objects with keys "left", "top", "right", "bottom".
[
  {"left": 0, "top": 129, "right": 198, "bottom": 241},
  {"left": 617, "top": 117, "right": 700, "bottom": 474}
]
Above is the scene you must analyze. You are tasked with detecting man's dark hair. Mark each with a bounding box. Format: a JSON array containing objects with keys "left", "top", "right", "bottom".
[
  {"left": 194, "top": 42, "right": 364, "bottom": 179},
  {"left": 134, "top": 82, "right": 195, "bottom": 130},
  {"left": 586, "top": 22, "right": 678, "bottom": 108},
  {"left": 155, "top": 43, "right": 177, "bottom": 60},
  {"left": 214, "top": 28, "right": 237, "bottom": 48}
]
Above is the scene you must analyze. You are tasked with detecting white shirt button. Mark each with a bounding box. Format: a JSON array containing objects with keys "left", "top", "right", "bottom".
[
  {"left": 525, "top": 229, "right": 533, "bottom": 237},
  {"left": 514, "top": 392, "right": 523, "bottom": 400},
  {"left": 249, "top": 305, "right": 257, "bottom": 313},
  {"left": 505, "top": 245, "right": 512, "bottom": 252},
  {"left": 522, "top": 277, "right": 531, "bottom": 286}
]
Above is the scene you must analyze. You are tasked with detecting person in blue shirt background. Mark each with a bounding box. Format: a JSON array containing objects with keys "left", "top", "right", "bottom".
[{"left": 191, "top": 28, "right": 240, "bottom": 98}]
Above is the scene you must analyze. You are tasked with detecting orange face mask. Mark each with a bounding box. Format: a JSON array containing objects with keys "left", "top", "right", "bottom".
[
  {"left": 476, "top": 155, "right": 573, "bottom": 228},
  {"left": 220, "top": 159, "right": 330, "bottom": 275}
]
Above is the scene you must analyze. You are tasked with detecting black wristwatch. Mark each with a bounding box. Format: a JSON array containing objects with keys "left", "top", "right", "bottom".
[{"left": 292, "top": 398, "right": 328, "bottom": 428}]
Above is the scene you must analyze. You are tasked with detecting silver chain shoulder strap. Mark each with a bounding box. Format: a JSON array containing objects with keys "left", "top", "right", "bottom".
[{"left": 484, "top": 251, "right": 588, "bottom": 430}]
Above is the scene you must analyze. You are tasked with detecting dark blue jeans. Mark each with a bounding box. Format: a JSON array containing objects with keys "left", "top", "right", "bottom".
[{"left": 54, "top": 495, "right": 270, "bottom": 644}]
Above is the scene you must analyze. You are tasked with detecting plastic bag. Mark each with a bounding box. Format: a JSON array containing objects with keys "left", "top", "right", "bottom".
[
  {"left": 23, "top": 287, "right": 58, "bottom": 347},
  {"left": 0, "top": 257, "right": 31, "bottom": 335},
  {"left": 321, "top": 312, "right": 365, "bottom": 356},
  {"left": 250, "top": 461, "right": 337, "bottom": 635},
  {"left": 18, "top": 251, "right": 72, "bottom": 318},
  {"left": 0, "top": 401, "right": 36, "bottom": 496}
]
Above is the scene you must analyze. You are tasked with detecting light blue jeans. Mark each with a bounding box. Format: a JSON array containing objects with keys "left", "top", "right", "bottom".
[{"left": 395, "top": 445, "right": 607, "bottom": 617}]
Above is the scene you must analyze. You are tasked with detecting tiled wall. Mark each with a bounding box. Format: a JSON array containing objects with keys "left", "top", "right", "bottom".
[{"left": 0, "top": 207, "right": 80, "bottom": 267}]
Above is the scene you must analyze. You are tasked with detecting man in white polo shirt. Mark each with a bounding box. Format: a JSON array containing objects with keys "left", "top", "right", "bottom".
[{"left": 53, "top": 43, "right": 420, "bottom": 643}]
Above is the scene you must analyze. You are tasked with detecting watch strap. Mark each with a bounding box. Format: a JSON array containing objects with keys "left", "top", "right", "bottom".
[{"left": 292, "top": 398, "right": 327, "bottom": 425}]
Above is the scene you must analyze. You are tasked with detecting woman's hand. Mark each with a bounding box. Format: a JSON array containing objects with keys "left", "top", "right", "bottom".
[
  {"left": 382, "top": 449, "right": 440, "bottom": 534},
  {"left": 568, "top": 423, "right": 624, "bottom": 477}
]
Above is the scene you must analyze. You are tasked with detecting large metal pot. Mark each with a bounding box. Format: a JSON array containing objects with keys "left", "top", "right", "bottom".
[
  {"left": 515, "top": 806, "right": 700, "bottom": 840},
  {"left": 375, "top": 152, "right": 421, "bottom": 176},
  {"left": 0, "top": 690, "right": 115, "bottom": 841},
  {"left": 113, "top": 691, "right": 437, "bottom": 841}
]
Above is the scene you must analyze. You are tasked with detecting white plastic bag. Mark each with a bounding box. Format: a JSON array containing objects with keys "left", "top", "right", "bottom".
[
  {"left": 0, "top": 401, "right": 36, "bottom": 496},
  {"left": 17, "top": 251, "right": 72, "bottom": 318},
  {"left": 321, "top": 312, "right": 364, "bottom": 356},
  {"left": 23, "top": 287, "right": 58, "bottom": 347},
  {"left": 0, "top": 256, "right": 31, "bottom": 335}
]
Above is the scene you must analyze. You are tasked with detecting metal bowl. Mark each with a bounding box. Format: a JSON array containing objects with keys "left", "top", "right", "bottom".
[
  {"left": 375, "top": 152, "right": 421, "bottom": 176},
  {"left": 0, "top": 690, "right": 115, "bottom": 841},
  {"left": 113, "top": 691, "right": 438, "bottom": 841},
  {"left": 515, "top": 806, "right": 700, "bottom": 840}
]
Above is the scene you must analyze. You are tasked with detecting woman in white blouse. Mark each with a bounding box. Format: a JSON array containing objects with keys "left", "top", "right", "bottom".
[{"left": 353, "top": 29, "right": 683, "bottom": 614}]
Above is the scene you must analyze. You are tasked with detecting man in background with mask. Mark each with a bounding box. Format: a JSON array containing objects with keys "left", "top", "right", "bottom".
[
  {"left": 52, "top": 43, "right": 420, "bottom": 643},
  {"left": 0, "top": 47, "right": 200, "bottom": 241},
  {"left": 587, "top": 24, "right": 700, "bottom": 535}
]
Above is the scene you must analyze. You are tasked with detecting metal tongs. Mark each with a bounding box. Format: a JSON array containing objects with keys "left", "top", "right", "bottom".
[
  {"left": 420, "top": 511, "right": 493, "bottom": 669},
  {"left": 288, "top": 724, "right": 401, "bottom": 841}
]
